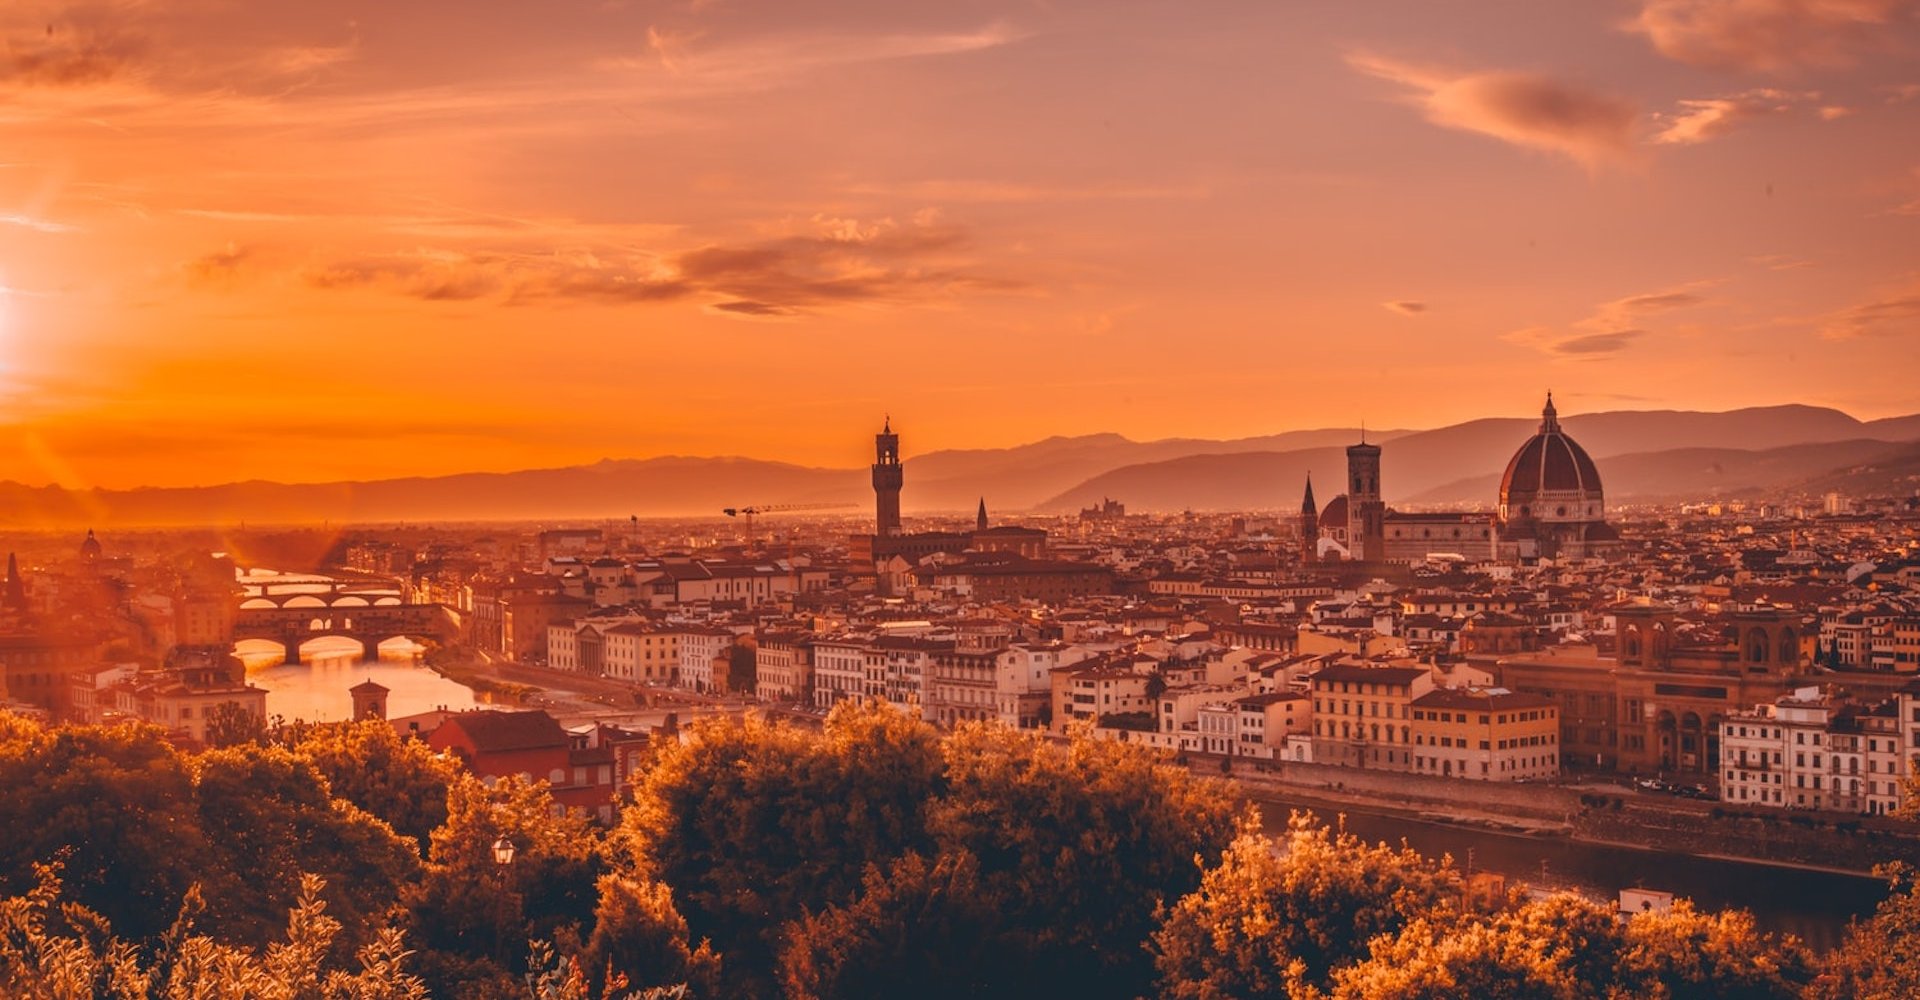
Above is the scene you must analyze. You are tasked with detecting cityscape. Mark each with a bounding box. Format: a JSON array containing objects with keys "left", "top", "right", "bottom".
[{"left": 4, "top": 1, "right": 1920, "bottom": 998}]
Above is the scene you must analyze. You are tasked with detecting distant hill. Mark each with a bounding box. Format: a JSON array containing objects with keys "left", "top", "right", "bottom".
[
  {"left": 1789, "top": 441, "right": 1920, "bottom": 498},
  {"left": 1408, "top": 440, "right": 1914, "bottom": 505},
  {"left": 1036, "top": 406, "right": 1920, "bottom": 512},
  {"left": 906, "top": 427, "right": 1405, "bottom": 510},
  {"left": 1, "top": 405, "right": 1914, "bottom": 526}
]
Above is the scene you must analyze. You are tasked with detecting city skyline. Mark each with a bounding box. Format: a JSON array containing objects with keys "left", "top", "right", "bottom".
[{"left": 1, "top": 1, "right": 1917, "bottom": 489}]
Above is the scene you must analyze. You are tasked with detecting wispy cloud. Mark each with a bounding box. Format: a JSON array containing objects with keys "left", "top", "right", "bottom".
[
  {"left": 0, "top": 212, "right": 75, "bottom": 233},
  {"left": 288, "top": 214, "right": 1023, "bottom": 315},
  {"left": 1628, "top": 0, "right": 1917, "bottom": 73},
  {"left": 1820, "top": 278, "right": 1920, "bottom": 338},
  {"left": 1383, "top": 300, "right": 1427, "bottom": 316},
  {"left": 1507, "top": 282, "right": 1715, "bottom": 357},
  {"left": 1653, "top": 88, "right": 1816, "bottom": 143},
  {"left": 1348, "top": 53, "right": 1640, "bottom": 168}
]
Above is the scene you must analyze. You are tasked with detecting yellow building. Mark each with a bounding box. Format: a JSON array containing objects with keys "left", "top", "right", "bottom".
[
  {"left": 1309, "top": 664, "right": 1434, "bottom": 768},
  {"left": 1409, "top": 687, "right": 1559, "bottom": 781}
]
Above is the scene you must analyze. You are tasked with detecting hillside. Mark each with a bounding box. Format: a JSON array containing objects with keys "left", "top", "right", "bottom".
[{"left": 2, "top": 405, "right": 1915, "bottom": 526}]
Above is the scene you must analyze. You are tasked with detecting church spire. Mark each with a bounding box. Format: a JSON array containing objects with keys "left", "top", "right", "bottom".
[
  {"left": 1301, "top": 472, "right": 1317, "bottom": 515},
  {"left": 4, "top": 553, "right": 25, "bottom": 611},
  {"left": 976, "top": 497, "right": 988, "bottom": 532},
  {"left": 1541, "top": 391, "right": 1560, "bottom": 433}
]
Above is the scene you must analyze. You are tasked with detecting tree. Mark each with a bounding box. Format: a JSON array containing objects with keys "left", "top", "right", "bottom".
[
  {"left": 407, "top": 773, "right": 607, "bottom": 997},
  {"left": 617, "top": 702, "right": 945, "bottom": 990},
  {"left": 580, "top": 874, "right": 720, "bottom": 998},
  {"left": 284, "top": 719, "right": 462, "bottom": 850},
  {"left": 777, "top": 851, "right": 1000, "bottom": 1000},
  {"left": 1326, "top": 894, "right": 1623, "bottom": 1000},
  {"left": 933, "top": 722, "right": 1240, "bottom": 998},
  {"left": 0, "top": 721, "right": 210, "bottom": 941},
  {"left": 1810, "top": 863, "right": 1920, "bottom": 999},
  {"left": 0, "top": 866, "right": 427, "bottom": 1000},
  {"left": 1151, "top": 812, "right": 1461, "bottom": 999},
  {"left": 190, "top": 743, "right": 421, "bottom": 956},
  {"left": 204, "top": 700, "right": 267, "bottom": 748},
  {"left": 1614, "top": 899, "right": 1812, "bottom": 999}
]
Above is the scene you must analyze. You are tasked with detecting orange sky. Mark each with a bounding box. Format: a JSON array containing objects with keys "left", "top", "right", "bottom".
[{"left": 1, "top": 0, "right": 1917, "bottom": 489}]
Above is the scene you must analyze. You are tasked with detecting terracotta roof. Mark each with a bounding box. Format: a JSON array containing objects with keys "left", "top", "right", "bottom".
[{"left": 439, "top": 710, "right": 567, "bottom": 752}]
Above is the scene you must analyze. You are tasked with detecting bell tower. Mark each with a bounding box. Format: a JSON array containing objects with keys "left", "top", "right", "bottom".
[
  {"left": 1346, "top": 436, "right": 1385, "bottom": 561},
  {"left": 872, "top": 417, "right": 903, "bottom": 537}
]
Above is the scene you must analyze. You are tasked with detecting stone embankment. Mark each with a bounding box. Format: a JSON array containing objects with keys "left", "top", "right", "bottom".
[{"left": 1213, "top": 758, "right": 1920, "bottom": 873}]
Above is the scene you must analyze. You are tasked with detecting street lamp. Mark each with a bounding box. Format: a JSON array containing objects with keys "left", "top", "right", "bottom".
[{"left": 491, "top": 836, "right": 516, "bottom": 867}]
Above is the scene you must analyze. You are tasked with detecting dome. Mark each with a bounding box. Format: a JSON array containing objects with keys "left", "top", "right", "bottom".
[
  {"left": 1498, "top": 394, "right": 1604, "bottom": 524},
  {"left": 1317, "top": 494, "right": 1349, "bottom": 530}
]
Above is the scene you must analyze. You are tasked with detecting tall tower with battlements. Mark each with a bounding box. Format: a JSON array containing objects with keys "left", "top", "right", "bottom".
[{"left": 873, "top": 418, "right": 903, "bottom": 537}]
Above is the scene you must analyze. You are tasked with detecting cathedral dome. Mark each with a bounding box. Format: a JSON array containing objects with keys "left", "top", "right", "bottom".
[{"left": 1498, "top": 394, "right": 1604, "bottom": 524}]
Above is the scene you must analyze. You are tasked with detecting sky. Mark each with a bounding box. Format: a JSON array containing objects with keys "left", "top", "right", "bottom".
[{"left": 0, "top": 0, "right": 1917, "bottom": 489}]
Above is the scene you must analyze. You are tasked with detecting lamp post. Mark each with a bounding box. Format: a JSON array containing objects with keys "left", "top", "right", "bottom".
[{"left": 490, "top": 835, "right": 517, "bottom": 968}]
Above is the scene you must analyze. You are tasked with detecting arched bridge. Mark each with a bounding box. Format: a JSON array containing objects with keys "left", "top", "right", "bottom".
[{"left": 233, "top": 602, "right": 463, "bottom": 665}]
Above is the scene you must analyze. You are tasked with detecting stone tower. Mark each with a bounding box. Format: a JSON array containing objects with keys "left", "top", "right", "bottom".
[
  {"left": 349, "top": 678, "right": 389, "bottom": 720},
  {"left": 1346, "top": 437, "right": 1385, "bottom": 561},
  {"left": 872, "top": 417, "right": 903, "bottom": 537},
  {"left": 976, "top": 497, "right": 988, "bottom": 532}
]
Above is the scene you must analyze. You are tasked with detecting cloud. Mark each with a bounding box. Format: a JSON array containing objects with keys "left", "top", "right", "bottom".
[
  {"left": 1820, "top": 279, "right": 1920, "bottom": 338},
  {"left": 1749, "top": 253, "right": 1813, "bottom": 269},
  {"left": 0, "top": 24, "right": 141, "bottom": 87},
  {"left": 1383, "top": 300, "right": 1427, "bottom": 315},
  {"left": 1653, "top": 88, "right": 1814, "bottom": 143},
  {"left": 184, "top": 243, "right": 254, "bottom": 284},
  {"left": 1348, "top": 54, "right": 1640, "bottom": 167},
  {"left": 299, "top": 215, "right": 1020, "bottom": 314},
  {"left": 1554, "top": 329, "right": 1647, "bottom": 354},
  {"left": 1629, "top": 0, "right": 1917, "bottom": 73},
  {"left": 1507, "top": 282, "right": 1714, "bottom": 357},
  {"left": 1608, "top": 289, "right": 1710, "bottom": 312},
  {"left": 0, "top": 212, "right": 75, "bottom": 233},
  {"left": 709, "top": 299, "right": 791, "bottom": 316}
]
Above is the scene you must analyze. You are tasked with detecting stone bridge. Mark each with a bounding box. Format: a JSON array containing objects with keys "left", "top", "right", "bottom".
[{"left": 233, "top": 602, "right": 463, "bottom": 664}]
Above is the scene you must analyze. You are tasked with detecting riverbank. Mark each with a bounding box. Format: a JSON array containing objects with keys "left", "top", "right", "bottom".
[{"left": 1212, "top": 757, "right": 1920, "bottom": 875}]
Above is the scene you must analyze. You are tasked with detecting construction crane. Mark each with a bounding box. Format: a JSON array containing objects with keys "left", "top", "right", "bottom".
[{"left": 722, "top": 502, "right": 857, "bottom": 547}]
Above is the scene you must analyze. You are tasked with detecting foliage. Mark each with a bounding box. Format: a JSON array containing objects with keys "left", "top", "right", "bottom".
[
  {"left": 0, "top": 865, "right": 427, "bottom": 1000},
  {"left": 0, "top": 720, "right": 210, "bottom": 940},
  {"left": 204, "top": 700, "right": 267, "bottom": 748},
  {"left": 933, "top": 721, "right": 1240, "bottom": 997},
  {"left": 1151, "top": 812, "right": 1462, "bottom": 999},
  {"left": 1325, "top": 894, "right": 1624, "bottom": 1000},
  {"left": 407, "top": 774, "right": 607, "bottom": 995},
  {"left": 282, "top": 719, "right": 462, "bottom": 849},
  {"left": 191, "top": 743, "right": 421, "bottom": 956},
  {"left": 1613, "top": 899, "right": 1812, "bottom": 998},
  {"left": 580, "top": 875, "right": 719, "bottom": 999},
  {"left": 1812, "top": 862, "right": 1920, "bottom": 999},
  {"left": 617, "top": 701, "right": 945, "bottom": 988},
  {"left": 777, "top": 851, "right": 1000, "bottom": 1000}
]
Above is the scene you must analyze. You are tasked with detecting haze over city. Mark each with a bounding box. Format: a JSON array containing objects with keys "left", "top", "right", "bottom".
[{"left": 1, "top": 0, "right": 1917, "bottom": 488}]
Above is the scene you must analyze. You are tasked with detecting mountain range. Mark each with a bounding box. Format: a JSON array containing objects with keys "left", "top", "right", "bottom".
[{"left": 2, "top": 405, "right": 1916, "bottom": 527}]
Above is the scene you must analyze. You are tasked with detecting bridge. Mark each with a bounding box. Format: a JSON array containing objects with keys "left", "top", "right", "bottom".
[
  {"left": 239, "top": 589, "right": 408, "bottom": 610},
  {"left": 233, "top": 602, "right": 463, "bottom": 665}
]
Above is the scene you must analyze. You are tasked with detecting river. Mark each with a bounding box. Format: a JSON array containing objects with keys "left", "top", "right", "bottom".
[
  {"left": 1252, "top": 792, "right": 1885, "bottom": 951},
  {"left": 238, "top": 643, "right": 480, "bottom": 723}
]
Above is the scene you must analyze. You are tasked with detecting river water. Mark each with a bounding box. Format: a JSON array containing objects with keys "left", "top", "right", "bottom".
[
  {"left": 238, "top": 643, "right": 478, "bottom": 723},
  {"left": 1252, "top": 793, "right": 1885, "bottom": 951}
]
